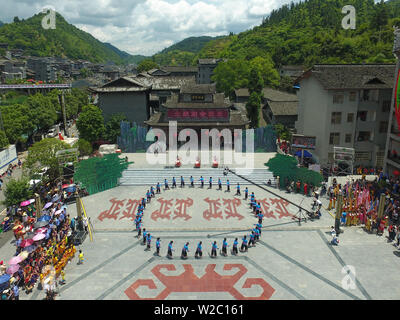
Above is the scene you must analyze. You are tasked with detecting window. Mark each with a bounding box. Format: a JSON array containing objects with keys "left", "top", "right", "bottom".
[
  {"left": 331, "top": 112, "right": 342, "bottom": 124},
  {"left": 347, "top": 113, "right": 354, "bottom": 123},
  {"left": 357, "top": 111, "right": 367, "bottom": 122},
  {"left": 357, "top": 131, "right": 371, "bottom": 142},
  {"left": 329, "top": 132, "right": 340, "bottom": 145},
  {"left": 333, "top": 94, "right": 344, "bottom": 104},
  {"left": 379, "top": 121, "right": 388, "bottom": 133},
  {"left": 349, "top": 92, "right": 356, "bottom": 101},
  {"left": 345, "top": 134, "right": 352, "bottom": 143},
  {"left": 361, "top": 89, "right": 379, "bottom": 102},
  {"left": 382, "top": 100, "right": 391, "bottom": 112}
]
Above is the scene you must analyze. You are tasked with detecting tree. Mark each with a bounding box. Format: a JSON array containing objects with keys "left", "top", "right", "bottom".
[
  {"left": 246, "top": 92, "right": 261, "bottom": 128},
  {"left": 274, "top": 123, "right": 291, "bottom": 141},
  {"left": 3, "top": 177, "right": 33, "bottom": 207},
  {"left": 249, "top": 56, "right": 280, "bottom": 89},
  {"left": 0, "top": 130, "right": 9, "bottom": 149},
  {"left": 26, "top": 93, "right": 58, "bottom": 130},
  {"left": 25, "top": 138, "right": 71, "bottom": 181},
  {"left": 211, "top": 59, "right": 249, "bottom": 99},
  {"left": 1, "top": 104, "right": 35, "bottom": 144},
  {"left": 247, "top": 66, "right": 264, "bottom": 96},
  {"left": 76, "top": 105, "right": 105, "bottom": 143},
  {"left": 137, "top": 59, "right": 159, "bottom": 73},
  {"left": 104, "top": 113, "right": 127, "bottom": 144},
  {"left": 73, "top": 138, "right": 93, "bottom": 157}
]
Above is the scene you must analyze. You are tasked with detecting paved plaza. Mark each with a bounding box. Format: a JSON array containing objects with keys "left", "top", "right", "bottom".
[{"left": 1, "top": 155, "right": 400, "bottom": 300}]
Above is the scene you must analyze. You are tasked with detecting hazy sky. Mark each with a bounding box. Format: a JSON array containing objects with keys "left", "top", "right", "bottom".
[{"left": 0, "top": 0, "right": 298, "bottom": 56}]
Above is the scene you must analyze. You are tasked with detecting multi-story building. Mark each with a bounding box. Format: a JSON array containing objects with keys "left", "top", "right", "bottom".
[
  {"left": 197, "top": 59, "right": 221, "bottom": 84},
  {"left": 295, "top": 64, "right": 395, "bottom": 167},
  {"left": 383, "top": 28, "right": 400, "bottom": 175},
  {"left": 27, "top": 57, "right": 56, "bottom": 82}
]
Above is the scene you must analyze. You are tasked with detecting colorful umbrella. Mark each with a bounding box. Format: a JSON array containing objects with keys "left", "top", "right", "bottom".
[
  {"left": 54, "top": 210, "right": 62, "bottom": 216},
  {"left": 0, "top": 274, "right": 10, "bottom": 284},
  {"left": 24, "top": 232, "right": 36, "bottom": 239},
  {"left": 20, "top": 200, "right": 31, "bottom": 207},
  {"left": 34, "top": 220, "right": 49, "bottom": 229},
  {"left": 19, "top": 239, "right": 34, "bottom": 248},
  {"left": 37, "top": 215, "right": 51, "bottom": 222},
  {"left": 43, "top": 202, "right": 53, "bottom": 209},
  {"left": 24, "top": 244, "right": 37, "bottom": 253},
  {"left": 8, "top": 256, "right": 22, "bottom": 265},
  {"left": 35, "top": 227, "right": 48, "bottom": 234},
  {"left": 33, "top": 233, "right": 45, "bottom": 241},
  {"left": 6, "top": 264, "right": 19, "bottom": 275},
  {"left": 18, "top": 251, "right": 29, "bottom": 261}
]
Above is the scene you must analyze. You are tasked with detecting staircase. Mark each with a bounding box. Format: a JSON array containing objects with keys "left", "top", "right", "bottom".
[{"left": 119, "top": 168, "right": 276, "bottom": 187}]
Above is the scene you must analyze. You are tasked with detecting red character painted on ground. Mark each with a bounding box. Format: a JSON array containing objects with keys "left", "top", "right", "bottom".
[
  {"left": 223, "top": 198, "right": 244, "bottom": 220},
  {"left": 151, "top": 198, "right": 173, "bottom": 221},
  {"left": 270, "top": 198, "right": 293, "bottom": 219},
  {"left": 119, "top": 199, "right": 140, "bottom": 221},
  {"left": 98, "top": 198, "right": 126, "bottom": 221},
  {"left": 125, "top": 264, "right": 275, "bottom": 300},
  {"left": 203, "top": 198, "right": 223, "bottom": 221},
  {"left": 173, "top": 198, "right": 193, "bottom": 221},
  {"left": 259, "top": 199, "right": 277, "bottom": 219}
]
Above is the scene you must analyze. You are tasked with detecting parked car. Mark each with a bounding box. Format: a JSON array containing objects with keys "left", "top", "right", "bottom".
[{"left": 46, "top": 128, "right": 57, "bottom": 138}]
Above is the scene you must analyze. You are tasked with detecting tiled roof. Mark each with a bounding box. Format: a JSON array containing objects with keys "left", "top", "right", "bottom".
[
  {"left": 262, "top": 88, "right": 298, "bottom": 102},
  {"left": 164, "top": 92, "right": 230, "bottom": 109},
  {"left": 267, "top": 101, "right": 298, "bottom": 116},
  {"left": 180, "top": 83, "right": 216, "bottom": 94},
  {"left": 145, "top": 111, "right": 249, "bottom": 127},
  {"left": 298, "top": 64, "right": 396, "bottom": 89},
  {"left": 161, "top": 66, "right": 198, "bottom": 73}
]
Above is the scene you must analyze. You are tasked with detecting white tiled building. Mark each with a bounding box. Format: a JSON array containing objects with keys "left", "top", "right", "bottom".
[
  {"left": 295, "top": 64, "right": 395, "bottom": 167},
  {"left": 383, "top": 28, "right": 400, "bottom": 175}
]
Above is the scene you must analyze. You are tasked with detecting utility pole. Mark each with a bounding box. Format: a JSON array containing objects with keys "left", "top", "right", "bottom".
[{"left": 59, "top": 91, "right": 68, "bottom": 138}]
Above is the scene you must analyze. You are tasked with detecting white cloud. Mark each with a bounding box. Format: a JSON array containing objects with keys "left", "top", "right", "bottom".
[{"left": 0, "top": 0, "right": 296, "bottom": 56}]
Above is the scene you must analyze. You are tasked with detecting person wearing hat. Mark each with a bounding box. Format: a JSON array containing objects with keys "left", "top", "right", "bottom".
[{"left": 0, "top": 261, "right": 6, "bottom": 275}]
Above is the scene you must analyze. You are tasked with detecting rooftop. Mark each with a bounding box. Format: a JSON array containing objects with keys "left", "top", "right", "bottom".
[
  {"left": 145, "top": 110, "right": 249, "bottom": 127},
  {"left": 180, "top": 83, "right": 216, "bottom": 94},
  {"left": 162, "top": 66, "right": 198, "bottom": 73},
  {"left": 297, "top": 64, "right": 396, "bottom": 90},
  {"left": 164, "top": 92, "right": 230, "bottom": 109},
  {"left": 198, "top": 58, "right": 221, "bottom": 65}
]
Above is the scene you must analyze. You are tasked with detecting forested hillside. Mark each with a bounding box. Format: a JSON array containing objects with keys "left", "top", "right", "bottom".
[
  {"left": 0, "top": 13, "right": 135, "bottom": 64},
  {"left": 199, "top": 0, "right": 399, "bottom": 66}
]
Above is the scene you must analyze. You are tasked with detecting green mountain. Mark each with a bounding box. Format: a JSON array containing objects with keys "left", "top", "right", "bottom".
[
  {"left": 0, "top": 12, "right": 136, "bottom": 64},
  {"left": 152, "top": 35, "right": 225, "bottom": 66},
  {"left": 160, "top": 36, "right": 223, "bottom": 54},
  {"left": 102, "top": 42, "right": 148, "bottom": 65},
  {"left": 194, "top": 0, "right": 400, "bottom": 66}
]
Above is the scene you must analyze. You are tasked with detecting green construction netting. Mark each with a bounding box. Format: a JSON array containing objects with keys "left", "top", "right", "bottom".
[{"left": 74, "top": 154, "right": 131, "bottom": 195}]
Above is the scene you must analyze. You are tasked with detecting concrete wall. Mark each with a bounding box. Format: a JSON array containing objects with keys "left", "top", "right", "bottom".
[
  {"left": 98, "top": 91, "right": 149, "bottom": 125},
  {"left": 295, "top": 77, "right": 330, "bottom": 163},
  {"left": 197, "top": 65, "right": 216, "bottom": 84},
  {"left": 296, "top": 76, "right": 392, "bottom": 166}
]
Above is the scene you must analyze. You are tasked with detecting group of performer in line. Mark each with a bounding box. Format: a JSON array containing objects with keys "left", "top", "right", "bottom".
[{"left": 132, "top": 174, "right": 264, "bottom": 259}]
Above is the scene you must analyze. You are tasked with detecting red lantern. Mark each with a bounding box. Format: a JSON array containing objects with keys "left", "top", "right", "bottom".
[{"left": 394, "top": 170, "right": 400, "bottom": 176}]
